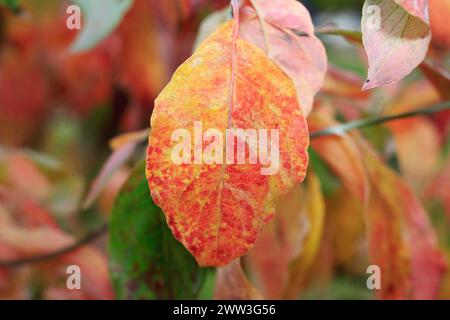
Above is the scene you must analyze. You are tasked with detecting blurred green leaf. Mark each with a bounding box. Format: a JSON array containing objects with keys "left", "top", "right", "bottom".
[
  {"left": 70, "top": 0, "right": 133, "bottom": 53},
  {"left": 196, "top": 269, "right": 216, "bottom": 300},
  {"left": 308, "top": 148, "right": 340, "bottom": 196},
  {"left": 304, "top": 276, "right": 374, "bottom": 300},
  {"left": 0, "top": 0, "right": 20, "bottom": 12},
  {"left": 109, "top": 160, "right": 206, "bottom": 299}
]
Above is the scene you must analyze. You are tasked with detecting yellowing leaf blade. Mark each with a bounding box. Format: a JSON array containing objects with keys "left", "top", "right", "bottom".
[
  {"left": 146, "top": 20, "right": 309, "bottom": 267},
  {"left": 363, "top": 147, "right": 446, "bottom": 299}
]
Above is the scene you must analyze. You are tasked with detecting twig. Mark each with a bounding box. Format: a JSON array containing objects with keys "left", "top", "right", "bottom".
[
  {"left": 1, "top": 101, "right": 449, "bottom": 268},
  {"left": 310, "top": 101, "right": 450, "bottom": 139},
  {"left": 0, "top": 224, "right": 108, "bottom": 268},
  {"left": 294, "top": 24, "right": 363, "bottom": 43}
]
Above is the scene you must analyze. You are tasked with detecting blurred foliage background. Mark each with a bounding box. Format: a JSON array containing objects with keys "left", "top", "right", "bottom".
[{"left": 0, "top": 0, "right": 449, "bottom": 300}]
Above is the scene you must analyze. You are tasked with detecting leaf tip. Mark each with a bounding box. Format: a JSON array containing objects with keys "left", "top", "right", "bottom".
[{"left": 361, "top": 78, "right": 376, "bottom": 91}]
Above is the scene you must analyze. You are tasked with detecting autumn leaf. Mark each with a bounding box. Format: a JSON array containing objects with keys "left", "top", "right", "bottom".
[
  {"left": 429, "top": 0, "right": 450, "bottom": 50},
  {"left": 0, "top": 211, "right": 113, "bottom": 299},
  {"left": 0, "top": 49, "right": 50, "bottom": 145},
  {"left": 82, "top": 140, "right": 136, "bottom": 210},
  {"left": 146, "top": 18, "right": 309, "bottom": 267},
  {"left": 361, "top": 0, "right": 431, "bottom": 90},
  {"left": 3, "top": 152, "right": 52, "bottom": 202},
  {"left": 283, "top": 172, "right": 325, "bottom": 299},
  {"left": 56, "top": 50, "right": 114, "bottom": 115},
  {"left": 244, "top": 216, "right": 290, "bottom": 299},
  {"left": 326, "top": 189, "right": 367, "bottom": 274},
  {"left": 387, "top": 116, "right": 440, "bottom": 190},
  {"left": 194, "top": 0, "right": 328, "bottom": 115},
  {"left": 384, "top": 81, "right": 441, "bottom": 190},
  {"left": 308, "top": 108, "right": 368, "bottom": 201},
  {"left": 109, "top": 161, "right": 206, "bottom": 299},
  {"left": 362, "top": 144, "right": 446, "bottom": 299},
  {"left": 420, "top": 59, "right": 450, "bottom": 101},
  {"left": 420, "top": 59, "right": 450, "bottom": 135},
  {"left": 115, "top": 0, "right": 172, "bottom": 109},
  {"left": 214, "top": 259, "right": 262, "bottom": 300},
  {"left": 109, "top": 129, "right": 150, "bottom": 151},
  {"left": 393, "top": 0, "right": 429, "bottom": 22},
  {"left": 425, "top": 159, "right": 450, "bottom": 221},
  {"left": 322, "top": 66, "right": 371, "bottom": 101},
  {"left": 0, "top": 148, "right": 113, "bottom": 299},
  {"left": 239, "top": 0, "right": 327, "bottom": 115},
  {"left": 246, "top": 172, "right": 325, "bottom": 299}
]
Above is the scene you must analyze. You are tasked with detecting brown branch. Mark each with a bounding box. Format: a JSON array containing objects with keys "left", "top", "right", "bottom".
[
  {"left": 0, "top": 224, "right": 108, "bottom": 268},
  {"left": 310, "top": 101, "right": 450, "bottom": 139}
]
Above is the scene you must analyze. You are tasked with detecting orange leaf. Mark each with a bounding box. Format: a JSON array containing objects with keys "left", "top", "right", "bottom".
[
  {"left": 326, "top": 189, "right": 367, "bottom": 274},
  {"left": 146, "top": 19, "right": 309, "bottom": 266},
  {"left": 429, "top": 0, "right": 450, "bottom": 50},
  {"left": 384, "top": 81, "right": 441, "bottom": 189},
  {"left": 308, "top": 109, "right": 368, "bottom": 201},
  {"left": 387, "top": 117, "right": 440, "bottom": 190},
  {"left": 363, "top": 146, "right": 446, "bottom": 299},
  {"left": 283, "top": 172, "right": 325, "bottom": 299},
  {"left": 3, "top": 152, "right": 52, "bottom": 202}
]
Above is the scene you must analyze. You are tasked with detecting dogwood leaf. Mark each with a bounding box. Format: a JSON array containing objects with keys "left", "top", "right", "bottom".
[
  {"left": 146, "top": 19, "right": 309, "bottom": 267},
  {"left": 361, "top": 0, "right": 431, "bottom": 90},
  {"left": 109, "top": 161, "right": 206, "bottom": 299}
]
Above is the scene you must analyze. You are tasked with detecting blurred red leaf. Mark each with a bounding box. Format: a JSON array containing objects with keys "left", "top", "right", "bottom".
[
  {"left": 240, "top": 0, "right": 327, "bottom": 115},
  {"left": 214, "top": 259, "right": 262, "bottom": 300},
  {"left": 362, "top": 144, "right": 446, "bottom": 299},
  {"left": 429, "top": 0, "right": 450, "bottom": 50},
  {"left": 246, "top": 174, "right": 325, "bottom": 299},
  {"left": 308, "top": 107, "right": 368, "bottom": 201}
]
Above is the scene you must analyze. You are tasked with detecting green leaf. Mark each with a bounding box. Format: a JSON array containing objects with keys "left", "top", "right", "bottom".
[
  {"left": 70, "top": 0, "right": 133, "bottom": 53},
  {"left": 0, "top": 0, "right": 20, "bottom": 12},
  {"left": 109, "top": 160, "right": 206, "bottom": 299}
]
